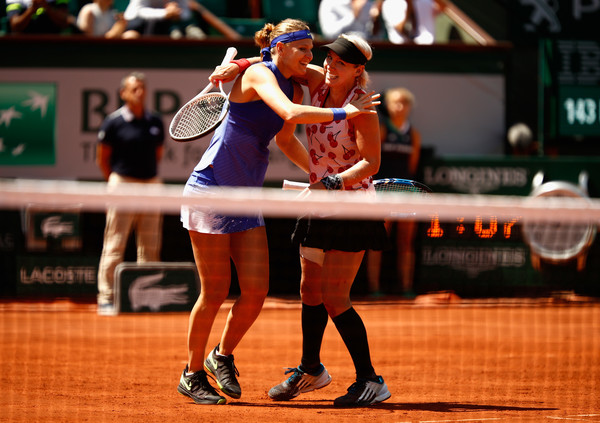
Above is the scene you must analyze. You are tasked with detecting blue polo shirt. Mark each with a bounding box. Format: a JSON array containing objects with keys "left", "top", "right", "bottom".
[{"left": 98, "top": 106, "right": 164, "bottom": 180}]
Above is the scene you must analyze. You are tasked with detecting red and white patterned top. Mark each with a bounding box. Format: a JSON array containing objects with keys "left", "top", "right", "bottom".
[{"left": 305, "top": 82, "right": 374, "bottom": 191}]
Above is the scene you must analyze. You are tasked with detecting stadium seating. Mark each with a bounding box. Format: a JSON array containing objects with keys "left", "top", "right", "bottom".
[
  {"left": 113, "top": 0, "right": 129, "bottom": 13},
  {"left": 1, "top": 0, "right": 7, "bottom": 35},
  {"left": 197, "top": 0, "right": 226, "bottom": 18},
  {"left": 220, "top": 17, "right": 266, "bottom": 38},
  {"left": 261, "top": 0, "right": 319, "bottom": 29}
]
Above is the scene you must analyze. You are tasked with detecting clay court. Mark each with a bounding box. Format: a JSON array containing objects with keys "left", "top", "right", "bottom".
[{"left": 1, "top": 296, "right": 599, "bottom": 423}]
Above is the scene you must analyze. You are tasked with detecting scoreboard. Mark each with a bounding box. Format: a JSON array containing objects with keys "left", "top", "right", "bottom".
[
  {"left": 414, "top": 157, "right": 600, "bottom": 298},
  {"left": 559, "top": 85, "right": 600, "bottom": 136},
  {"left": 543, "top": 39, "right": 600, "bottom": 138}
]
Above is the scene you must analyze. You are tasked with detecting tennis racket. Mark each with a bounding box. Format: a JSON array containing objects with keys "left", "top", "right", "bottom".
[
  {"left": 282, "top": 178, "right": 432, "bottom": 194},
  {"left": 373, "top": 178, "right": 432, "bottom": 194},
  {"left": 169, "top": 47, "right": 238, "bottom": 142}
]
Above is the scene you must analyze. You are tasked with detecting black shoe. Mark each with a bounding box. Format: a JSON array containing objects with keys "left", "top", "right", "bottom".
[
  {"left": 333, "top": 376, "right": 391, "bottom": 407},
  {"left": 204, "top": 345, "right": 241, "bottom": 399},
  {"left": 177, "top": 366, "right": 227, "bottom": 405}
]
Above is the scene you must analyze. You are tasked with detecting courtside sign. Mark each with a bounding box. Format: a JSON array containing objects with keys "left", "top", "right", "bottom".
[{"left": 0, "top": 82, "right": 56, "bottom": 166}]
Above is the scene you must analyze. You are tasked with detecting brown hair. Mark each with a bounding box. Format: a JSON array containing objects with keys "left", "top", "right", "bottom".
[{"left": 254, "top": 19, "right": 310, "bottom": 50}]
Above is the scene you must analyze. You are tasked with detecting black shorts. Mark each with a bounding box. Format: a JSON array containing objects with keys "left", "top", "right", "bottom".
[{"left": 291, "top": 216, "right": 390, "bottom": 252}]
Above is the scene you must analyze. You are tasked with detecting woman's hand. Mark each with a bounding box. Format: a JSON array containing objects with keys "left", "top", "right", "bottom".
[
  {"left": 344, "top": 91, "right": 381, "bottom": 119},
  {"left": 209, "top": 63, "right": 241, "bottom": 85}
]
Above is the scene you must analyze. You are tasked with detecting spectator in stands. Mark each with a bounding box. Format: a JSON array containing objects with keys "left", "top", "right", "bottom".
[
  {"left": 367, "top": 87, "right": 421, "bottom": 297},
  {"left": 123, "top": 0, "right": 205, "bottom": 38},
  {"left": 381, "top": 0, "right": 437, "bottom": 44},
  {"left": 318, "top": 0, "right": 383, "bottom": 40},
  {"left": 6, "top": 0, "right": 76, "bottom": 34},
  {"left": 77, "top": 0, "right": 139, "bottom": 38},
  {"left": 96, "top": 72, "right": 165, "bottom": 316}
]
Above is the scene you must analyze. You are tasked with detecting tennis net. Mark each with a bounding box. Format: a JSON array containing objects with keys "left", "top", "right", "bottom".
[{"left": 0, "top": 178, "right": 599, "bottom": 421}]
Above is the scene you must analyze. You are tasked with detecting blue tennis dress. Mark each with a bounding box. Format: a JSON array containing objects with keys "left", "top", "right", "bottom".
[{"left": 181, "top": 61, "right": 294, "bottom": 234}]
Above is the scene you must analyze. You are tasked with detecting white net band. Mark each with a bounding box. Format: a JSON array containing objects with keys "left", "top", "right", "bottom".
[{"left": 1, "top": 178, "right": 599, "bottom": 224}]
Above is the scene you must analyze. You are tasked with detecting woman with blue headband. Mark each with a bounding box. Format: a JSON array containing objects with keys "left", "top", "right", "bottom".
[
  {"left": 217, "top": 33, "right": 391, "bottom": 407},
  {"left": 177, "top": 19, "right": 380, "bottom": 406}
]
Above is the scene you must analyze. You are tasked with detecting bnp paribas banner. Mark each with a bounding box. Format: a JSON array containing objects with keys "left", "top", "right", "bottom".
[
  {"left": 0, "top": 82, "right": 56, "bottom": 166},
  {"left": 0, "top": 68, "right": 504, "bottom": 182}
]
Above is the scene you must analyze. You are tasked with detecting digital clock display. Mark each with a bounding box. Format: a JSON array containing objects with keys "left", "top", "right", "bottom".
[
  {"left": 559, "top": 86, "right": 600, "bottom": 136},
  {"left": 425, "top": 215, "right": 523, "bottom": 242}
]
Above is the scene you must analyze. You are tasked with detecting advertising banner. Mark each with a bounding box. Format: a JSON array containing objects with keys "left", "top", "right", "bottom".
[
  {"left": 114, "top": 262, "right": 200, "bottom": 313},
  {"left": 0, "top": 82, "right": 56, "bottom": 165},
  {"left": 0, "top": 68, "right": 504, "bottom": 182},
  {"left": 16, "top": 255, "right": 98, "bottom": 297}
]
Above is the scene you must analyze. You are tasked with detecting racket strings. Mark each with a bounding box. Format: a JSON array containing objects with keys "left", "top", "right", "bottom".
[
  {"left": 375, "top": 180, "right": 431, "bottom": 194},
  {"left": 376, "top": 184, "right": 427, "bottom": 194},
  {"left": 170, "top": 93, "right": 227, "bottom": 139}
]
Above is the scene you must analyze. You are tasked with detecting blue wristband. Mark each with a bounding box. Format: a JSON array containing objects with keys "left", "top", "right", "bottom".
[{"left": 331, "top": 108, "right": 346, "bottom": 121}]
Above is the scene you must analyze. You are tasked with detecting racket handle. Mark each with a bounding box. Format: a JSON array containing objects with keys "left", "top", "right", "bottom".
[
  {"left": 282, "top": 180, "right": 309, "bottom": 190},
  {"left": 221, "top": 47, "right": 238, "bottom": 66},
  {"left": 201, "top": 47, "right": 238, "bottom": 95}
]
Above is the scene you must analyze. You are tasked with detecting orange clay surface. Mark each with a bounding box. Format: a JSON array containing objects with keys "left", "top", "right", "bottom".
[{"left": 1, "top": 296, "right": 599, "bottom": 423}]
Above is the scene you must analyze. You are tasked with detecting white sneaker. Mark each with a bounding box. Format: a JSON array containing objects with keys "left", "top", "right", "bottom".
[
  {"left": 333, "top": 376, "right": 391, "bottom": 407},
  {"left": 268, "top": 364, "right": 331, "bottom": 401},
  {"left": 97, "top": 303, "right": 117, "bottom": 316}
]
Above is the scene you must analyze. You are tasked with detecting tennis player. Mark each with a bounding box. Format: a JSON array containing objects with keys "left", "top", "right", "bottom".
[
  {"left": 220, "top": 33, "right": 391, "bottom": 407},
  {"left": 177, "top": 20, "right": 380, "bottom": 405},
  {"left": 271, "top": 34, "right": 391, "bottom": 408}
]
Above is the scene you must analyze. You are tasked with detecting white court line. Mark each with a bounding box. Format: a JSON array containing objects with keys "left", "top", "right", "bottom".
[
  {"left": 419, "top": 419, "right": 502, "bottom": 422},
  {"left": 402, "top": 414, "right": 600, "bottom": 423}
]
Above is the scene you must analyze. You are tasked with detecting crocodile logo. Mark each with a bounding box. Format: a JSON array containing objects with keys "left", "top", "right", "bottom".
[
  {"left": 41, "top": 215, "right": 74, "bottom": 238},
  {"left": 128, "top": 272, "right": 189, "bottom": 312}
]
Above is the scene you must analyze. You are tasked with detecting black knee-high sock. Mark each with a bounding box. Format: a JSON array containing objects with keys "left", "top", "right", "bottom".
[
  {"left": 300, "top": 303, "right": 329, "bottom": 373},
  {"left": 332, "top": 307, "right": 376, "bottom": 380}
]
